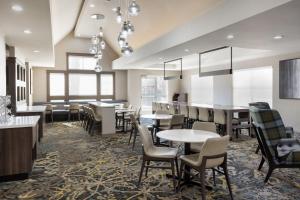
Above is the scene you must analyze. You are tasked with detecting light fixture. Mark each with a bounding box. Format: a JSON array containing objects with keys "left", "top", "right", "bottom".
[
  {"left": 94, "top": 60, "right": 102, "bottom": 73},
  {"left": 12, "top": 4, "right": 23, "bottom": 12},
  {"left": 99, "top": 27, "right": 104, "bottom": 37},
  {"left": 184, "top": 49, "right": 189, "bottom": 52},
  {"left": 113, "top": 7, "right": 123, "bottom": 24},
  {"left": 227, "top": 34, "right": 234, "bottom": 40},
  {"left": 90, "top": 4, "right": 95, "bottom": 8},
  {"left": 159, "top": 57, "right": 163, "bottom": 60},
  {"left": 33, "top": 50, "right": 40, "bottom": 53},
  {"left": 100, "top": 40, "right": 106, "bottom": 49},
  {"left": 24, "top": 29, "right": 32, "bottom": 34},
  {"left": 273, "top": 35, "right": 284, "bottom": 40},
  {"left": 91, "top": 14, "right": 104, "bottom": 20},
  {"left": 128, "top": 0, "right": 140, "bottom": 16},
  {"left": 121, "top": 43, "right": 133, "bottom": 56},
  {"left": 118, "top": 34, "right": 126, "bottom": 47},
  {"left": 127, "top": 21, "right": 135, "bottom": 35}
]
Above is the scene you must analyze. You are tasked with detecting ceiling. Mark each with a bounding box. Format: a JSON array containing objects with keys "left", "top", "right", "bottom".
[
  {"left": 112, "top": 0, "right": 297, "bottom": 70},
  {"left": 74, "top": 0, "right": 223, "bottom": 55},
  {"left": 0, "top": 0, "right": 54, "bottom": 67}
]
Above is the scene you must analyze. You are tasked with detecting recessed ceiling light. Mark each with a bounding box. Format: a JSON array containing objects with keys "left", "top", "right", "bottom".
[
  {"left": 159, "top": 57, "right": 163, "bottom": 60},
  {"left": 33, "top": 50, "right": 40, "bottom": 53},
  {"left": 184, "top": 49, "right": 189, "bottom": 52},
  {"left": 12, "top": 4, "right": 23, "bottom": 12},
  {"left": 273, "top": 35, "right": 284, "bottom": 40},
  {"left": 227, "top": 34, "right": 234, "bottom": 40},
  {"left": 24, "top": 29, "right": 32, "bottom": 34},
  {"left": 91, "top": 14, "right": 105, "bottom": 20},
  {"left": 90, "top": 4, "right": 95, "bottom": 8}
]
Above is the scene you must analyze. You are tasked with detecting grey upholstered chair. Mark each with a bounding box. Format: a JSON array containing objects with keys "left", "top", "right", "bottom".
[
  {"left": 179, "top": 104, "right": 189, "bottom": 128},
  {"left": 178, "top": 135, "right": 233, "bottom": 200},
  {"left": 45, "top": 104, "right": 54, "bottom": 124},
  {"left": 128, "top": 114, "right": 140, "bottom": 150},
  {"left": 190, "top": 122, "right": 217, "bottom": 153},
  {"left": 68, "top": 103, "right": 80, "bottom": 121},
  {"left": 137, "top": 125, "right": 179, "bottom": 190},
  {"left": 198, "top": 107, "right": 210, "bottom": 122}
]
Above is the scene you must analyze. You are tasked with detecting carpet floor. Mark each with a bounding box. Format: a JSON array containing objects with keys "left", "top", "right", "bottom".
[{"left": 0, "top": 122, "right": 299, "bottom": 200}]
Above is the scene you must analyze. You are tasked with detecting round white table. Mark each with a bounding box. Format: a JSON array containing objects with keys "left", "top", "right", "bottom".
[{"left": 157, "top": 129, "right": 220, "bottom": 185}]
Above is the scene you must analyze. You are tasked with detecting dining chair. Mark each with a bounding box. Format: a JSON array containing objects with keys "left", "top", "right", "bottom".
[
  {"left": 188, "top": 106, "right": 198, "bottom": 128},
  {"left": 198, "top": 107, "right": 210, "bottom": 122},
  {"left": 128, "top": 114, "right": 140, "bottom": 150},
  {"left": 178, "top": 135, "right": 233, "bottom": 200},
  {"left": 169, "top": 104, "right": 177, "bottom": 115},
  {"left": 190, "top": 122, "right": 217, "bottom": 153},
  {"left": 137, "top": 125, "right": 179, "bottom": 190},
  {"left": 68, "top": 103, "right": 80, "bottom": 121},
  {"left": 87, "top": 107, "right": 102, "bottom": 135},
  {"left": 159, "top": 114, "right": 185, "bottom": 130},
  {"left": 152, "top": 102, "right": 157, "bottom": 114},
  {"left": 45, "top": 104, "right": 54, "bottom": 124},
  {"left": 179, "top": 104, "right": 189, "bottom": 128},
  {"left": 161, "top": 103, "right": 169, "bottom": 113}
]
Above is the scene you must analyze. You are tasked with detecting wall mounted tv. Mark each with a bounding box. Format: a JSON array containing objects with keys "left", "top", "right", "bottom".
[{"left": 279, "top": 58, "right": 300, "bottom": 99}]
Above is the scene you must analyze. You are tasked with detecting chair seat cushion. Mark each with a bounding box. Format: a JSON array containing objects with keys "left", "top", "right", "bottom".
[
  {"left": 147, "top": 147, "right": 178, "bottom": 159},
  {"left": 180, "top": 152, "right": 224, "bottom": 169}
]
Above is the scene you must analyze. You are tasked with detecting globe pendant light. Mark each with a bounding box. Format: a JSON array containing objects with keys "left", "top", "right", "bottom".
[
  {"left": 128, "top": 0, "right": 140, "bottom": 16},
  {"left": 99, "top": 27, "right": 104, "bottom": 37},
  {"left": 118, "top": 34, "right": 126, "bottom": 47},
  {"left": 100, "top": 40, "right": 106, "bottom": 49},
  {"left": 94, "top": 59, "right": 102, "bottom": 72},
  {"left": 127, "top": 21, "right": 134, "bottom": 35},
  {"left": 121, "top": 42, "right": 133, "bottom": 56}
]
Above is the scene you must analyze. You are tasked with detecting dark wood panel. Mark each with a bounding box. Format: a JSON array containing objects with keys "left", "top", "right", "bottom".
[{"left": 0, "top": 126, "right": 37, "bottom": 177}]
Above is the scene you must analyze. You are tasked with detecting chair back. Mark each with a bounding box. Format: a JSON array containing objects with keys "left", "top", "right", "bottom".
[
  {"left": 45, "top": 104, "right": 53, "bottom": 111},
  {"left": 170, "top": 114, "right": 185, "bottom": 129},
  {"left": 128, "top": 104, "right": 133, "bottom": 109},
  {"left": 250, "top": 108, "right": 288, "bottom": 161},
  {"left": 213, "top": 109, "right": 226, "bottom": 125},
  {"left": 169, "top": 104, "right": 177, "bottom": 115},
  {"left": 130, "top": 113, "right": 139, "bottom": 128},
  {"left": 152, "top": 102, "right": 157, "bottom": 113},
  {"left": 155, "top": 110, "right": 169, "bottom": 115},
  {"left": 179, "top": 104, "right": 188, "bottom": 118},
  {"left": 198, "top": 107, "right": 210, "bottom": 122},
  {"left": 192, "top": 122, "right": 216, "bottom": 133},
  {"left": 161, "top": 103, "right": 169, "bottom": 113},
  {"left": 69, "top": 103, "right": 80, "bottom": 110},
  {"left": 196, "top": 135, "right": 230, "bottom": 168},
  {"left": 249, "top": 102, "right": 271, "bottom": 109},
  {"left": 188, "top": 106, "right": 198, "bottom": 120},
  {"left": 138, "top": 125, "right": 155, "bottom": 155}
]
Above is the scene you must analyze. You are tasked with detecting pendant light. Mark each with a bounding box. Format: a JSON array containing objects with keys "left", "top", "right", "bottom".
[{"left": 128, "top": 0, "right": 140, "bottom": 16}]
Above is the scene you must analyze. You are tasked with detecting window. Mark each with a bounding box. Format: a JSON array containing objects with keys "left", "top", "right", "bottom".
[
  {"left": 191, "top": 75, "right": 213, "bottom": 104},
  {"left": 233, "top": 66, "right": 273, "bottom": 106},
  {"left": 141, "top": 76, "right": 168, "bottom": 111},
  {"left": 49, "top": 73, "right": 65, "bottom": 96},
  {"left": 68, "top": 54, "right": 97, "bottom": 70},
  {"left": 69, "top": 74, "right": 97, "bottom": 96},
  {"left": 100, "top": 74, "right": 114, "bottom": 96}
]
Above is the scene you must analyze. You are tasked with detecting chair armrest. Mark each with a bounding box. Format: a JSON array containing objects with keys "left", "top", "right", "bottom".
[{"left": 285, "top": 126, "right": 294, "bottom": 138}]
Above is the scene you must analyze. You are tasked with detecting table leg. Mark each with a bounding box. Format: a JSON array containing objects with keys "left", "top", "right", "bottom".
[
  {"left": 156, "top": 119, "right": 161, "bottom": 144},
  {"left": 226, "top": 110, "right": 233, "bottom": 139},
  {"left": 184, "top": 143, "right": 191, "bottom": 182},
  {"left": 122, "top": 112, "right": 125, "bottom": 132}
]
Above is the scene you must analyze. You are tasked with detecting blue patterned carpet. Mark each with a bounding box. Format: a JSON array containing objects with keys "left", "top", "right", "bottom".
[{"left": 0, "top": 122, "right": 299, "bottom": 199}]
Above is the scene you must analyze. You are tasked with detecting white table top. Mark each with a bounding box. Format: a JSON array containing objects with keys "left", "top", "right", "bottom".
[
  {"left": 17, "top": 105, "right": 46, "bottom": 113},
  {"left": 89, "top": 102, "right": 115, "bottom": 108},
  {"left": 157, "top": 129, "right": 220, "bottom": 143},
  {"left": 0, "top": 116, "right": 40, "bottom": 129},
  {"left": 141, "top": 114, "right": 173, "bottom": 120},
  {"left": 115, "top": 109, "right": 136, "bottom": 113}
]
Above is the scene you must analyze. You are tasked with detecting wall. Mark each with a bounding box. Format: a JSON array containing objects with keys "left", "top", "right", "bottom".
[
  {"left": 127, "top": 69, "right": 181, "bottom": 108},
  {"left": 32, "top": 33, "right": 127, "bottom": 102},
  {"left": 180, "top": 52, "right": 300, "bottom": 132},
  {"left": 0, "top": 33, "right": 6, "bottom": 95}
]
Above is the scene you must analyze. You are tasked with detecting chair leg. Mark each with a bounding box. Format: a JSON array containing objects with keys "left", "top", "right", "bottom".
[
  {"left": 222, "top": 164, "right": 233, "bottom": 200},
  {"left": 177, "top": 162, "right": 184, "bottom": 191},
  {"left": 145, "top": 161, "right": 150, "bottom": 177},
  {"left": 264, "top": 167, "right": 274, "bottom": 183},
  {"left": 212, "top": 168, "right": 216, "bottom": 186},
  {"left": 132, "top": 128, "right": 137, "bottom": 150},
  {"left": 171, "top": 160, "right": 176, "bottom": 191},
  {"left": 258, "top": 157, "right": 265, "bottom": 170},
  {"left": 255, "top": 145, "right": 260, "bottom": 154},
  {"left": 200, "top": 168, "right": 206, "bottom": 200},
  {"left": 175, "top": 158, "right": 179, "bottom": 177},
  {"left": 138, "top": 159, "right": 146, "bottom": 187},
  {"left": 128, "top": 128, "right": 133, "bottom": 145}
]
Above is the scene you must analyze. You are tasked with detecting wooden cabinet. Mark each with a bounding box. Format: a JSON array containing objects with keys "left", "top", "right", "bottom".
[{"left": 6, "top": 57, "right": 27, "bottom": 114}]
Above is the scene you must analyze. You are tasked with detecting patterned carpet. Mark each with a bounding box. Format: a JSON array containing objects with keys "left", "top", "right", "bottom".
[{"left": 0, "top": 122, "right": 299, "bottom": 200}]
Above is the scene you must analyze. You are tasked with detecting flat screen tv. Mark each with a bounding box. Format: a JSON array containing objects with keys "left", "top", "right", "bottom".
[{"left": 279, "top": 58, "right": 300, "bottom": 99}]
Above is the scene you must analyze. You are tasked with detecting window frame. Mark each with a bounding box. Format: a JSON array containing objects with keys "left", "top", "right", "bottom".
[{"left": 47, "top": 53, "right": 116, "bottom": 102}]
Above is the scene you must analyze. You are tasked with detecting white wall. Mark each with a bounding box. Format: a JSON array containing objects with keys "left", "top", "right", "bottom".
[
  {"left": 33, "top": 33, "right": 127, "bottom": 102},
  {"left": 127, "top": 69, "right": 181, "bottom": 108},
  {"left": 0, "top": 33, "right": 6, "bottom": 96},
  {"left": 180, "top": 52, "right": 300, "bottom": 132}
]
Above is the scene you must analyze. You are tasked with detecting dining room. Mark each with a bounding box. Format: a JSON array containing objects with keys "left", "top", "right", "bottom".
[{"left": 1, "top": 0, "right": 300, "bottom": 199}]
